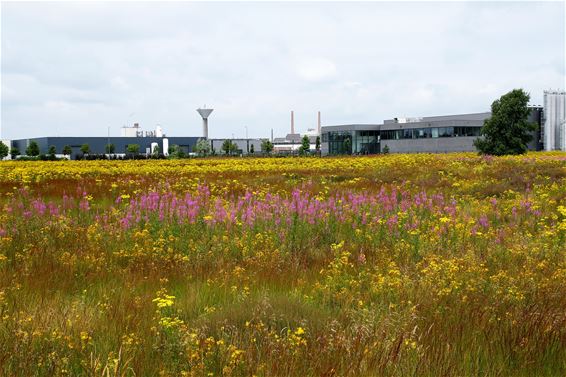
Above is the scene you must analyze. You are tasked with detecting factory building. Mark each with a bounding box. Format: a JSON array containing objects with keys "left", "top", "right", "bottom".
[
  {"left": 209, "top": 138, "right": 263, "bottom": 155},
  {"left": 10, "top": 135, "right": 199, "bottom": 160},
  {"left": 321, "top": 108, "right": 544, "bottom": 155}
]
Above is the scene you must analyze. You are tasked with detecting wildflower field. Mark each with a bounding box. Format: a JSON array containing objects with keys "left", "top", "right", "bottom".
[{"left": 0, "top": 153, "right": 565, "bottom": 376}]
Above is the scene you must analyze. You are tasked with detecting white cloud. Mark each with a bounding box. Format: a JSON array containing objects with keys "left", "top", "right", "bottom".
[
  {"left": 294, "top": 58, "right": 337, "bottom": 82},
  {"left": 1, "top": 2, "right": 564, "bottom": 139}
]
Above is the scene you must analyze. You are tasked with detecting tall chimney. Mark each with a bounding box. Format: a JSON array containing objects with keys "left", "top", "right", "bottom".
[
  {"left": 317, "top": 111, "right": 321, "bottom": 134},
  {"left": 291, "top": 111, "right": 295, "bottom": 134}
]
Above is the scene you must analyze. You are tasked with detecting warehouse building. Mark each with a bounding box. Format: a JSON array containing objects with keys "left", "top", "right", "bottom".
[{"left": 10, "top": 136, "right": 199, "bottom": 159}]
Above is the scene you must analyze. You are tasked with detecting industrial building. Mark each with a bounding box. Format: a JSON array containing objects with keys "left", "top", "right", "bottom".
[
  {"left": 209, "top": 138, "right": 263, "bottom": 155},
  {"left": 4, "top": 92, "right": 565, "bottom": 159},
  {"left": 272, "top": 111, "right": 321, "bottom": 153},
  {"left": 321, "top": 108, "right": 544, "bottom": 155},
  {"left": 10, "top": 135, "right": 199, "bottom": 160}
]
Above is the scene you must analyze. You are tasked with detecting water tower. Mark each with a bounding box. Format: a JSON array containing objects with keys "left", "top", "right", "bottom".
[{"left": 197, "top": 106, "right": 214, "bottom": 139}]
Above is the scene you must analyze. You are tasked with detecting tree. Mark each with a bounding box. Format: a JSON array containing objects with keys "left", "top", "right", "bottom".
[
  {"left": 10, "top": 147, "right": 20, "bottom": 159},
  {"left": 261, "top": 139, "right": 274, "bottom": 155},
  {"left": 152, "top": 144, "right": 160, "bottom": 157},
  {"left": 249, "top": 144, "right": 255, "bottom": 154},
  {"left": 229, "top": 141, "right": 239, "bottom": 155},
  {"left": 315, "top": 136, "right": 321, "bottom": 154},
  {"left": 194, "top": 139, "right": 211, "bottom": 156},
  {"left": 48, "top": 145, "right": 57, "bottom": 156},
  {"left": 474, "top": 89, "right": 537, "bottom": 155},
  {"left": 343, "top": 137, "right": 352, "bottom": 155},
  {"left": 106, "top": 143, "right": 115, "bottom": 154},
  {"left": 26, "top": 141, "right": 40, "bottom": 156},
  {"left": 169, "top": 144, "right": 185, "bottom": 159},
  {"left": 62, "top": 145, "right": 72, "bottom": 156},
  {"left": 127, "top": 144, "right": 140, "bottom": 155},
  {"left": 299, "top": 135, "right": 310, "bottom": 156},
  {"left": 80, "top": 144, "right": 90, "bottom": 155},
  {"left": 382, "top": 144, "right": 390, "bottom": 154},
  {"left": 222, "top": 139, "right": 238, "bottom": 155},
  {"left": 0, "top": 141, "right": 9, "bottom": 160}
]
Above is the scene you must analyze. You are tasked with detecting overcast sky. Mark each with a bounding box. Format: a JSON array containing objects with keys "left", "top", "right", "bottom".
[{"left": 1, "top": 1, "right": 565, "bottom": 139}]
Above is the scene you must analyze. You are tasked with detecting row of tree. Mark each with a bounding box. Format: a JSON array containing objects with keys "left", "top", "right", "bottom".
[
  {"left": 193, "top": 136, "right": 320, "bottom": 157},
  {"left": 1, "top": 135, "right": 322, "bottom": 160}
]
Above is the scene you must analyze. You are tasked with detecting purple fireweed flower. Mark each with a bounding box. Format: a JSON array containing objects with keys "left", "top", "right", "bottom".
[
  {"left": 79, "top": 199, "right": 90, "bottom": 212},
  {"left": 478, "top": 215, "right": 489, "bottom": 228}
]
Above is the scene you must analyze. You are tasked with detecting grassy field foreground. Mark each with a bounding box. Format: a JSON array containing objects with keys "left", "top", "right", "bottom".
[{"left": 0, "top": 153, "right": 565, "bottom": 376}]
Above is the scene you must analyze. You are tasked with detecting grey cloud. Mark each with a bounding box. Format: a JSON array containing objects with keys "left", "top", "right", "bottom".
[{"left": 1, "top": 1, "right": 564, "bottom": 139}]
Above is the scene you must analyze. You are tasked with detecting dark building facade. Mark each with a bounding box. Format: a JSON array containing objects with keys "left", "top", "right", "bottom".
[{"left": 11, "top": 136, "right": 199, "bottom": 159}]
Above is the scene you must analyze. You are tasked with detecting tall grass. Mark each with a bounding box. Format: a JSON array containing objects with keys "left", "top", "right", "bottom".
[{"left": 0, "top": 153, "right": 565, "bottom": 376}]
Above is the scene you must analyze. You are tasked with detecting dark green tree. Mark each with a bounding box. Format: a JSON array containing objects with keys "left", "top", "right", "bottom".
[
  {"left": 0, "top": 142, "right": 9, "bottom": 159},
  {"left": 126, "top": 144, "right": 140, "bottom": 155},
  {"left": 474, "top": 89, "right": 537, "bottom": 155},
  {"left": 62, "top": 145, "right": 72, "bottom": 156},
  {"left": 229, "top": 141, "right": 239, "bottom": 155},
  {"left": 382, "top": 144, "right": 390, "bottom": 154},
  {"left": 105, "top": 143, "right": 115, "bottom": 154},
  {"left": 169, "top": 145, "right": 185, "bottom": 159},
  {"left": 10, "top": 147, "right": 20, "bottom": 159},
  {"left": 222, "top": 139, "right": 238, "bottom": 155},
  {"left": 152, "top": 144, "right": 160, "bottom": 157},
  {"left": 80, "top": 144, "right": 90, "bottom": 155},
  {"left": 249, "top": 144, "right": 255, "bottom": 154},
  {"left": 48, "top": 145, "right": 57, "bottom": 156},
  {"left": 299, "top": 135, "right": 310, "bottom": 156},
  {"left": 261, "top": 139, "right": 274, "bottom": 155},
  {"left": 26, "top": 141, "right": 40, "bottom": 156},
  {"left": 343, "top": 137, "right": 351, "bottom": 155},
  {"left": 315, "top": 136, "right": 321, "bottom": 154}
]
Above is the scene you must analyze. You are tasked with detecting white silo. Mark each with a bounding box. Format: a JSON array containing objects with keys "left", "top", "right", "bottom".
[
  {"left": 163, "top": 138, "right": 169, "bottom": 156},
  {"left": 544, "top": 90, "right": 566, "bottom": 151}
]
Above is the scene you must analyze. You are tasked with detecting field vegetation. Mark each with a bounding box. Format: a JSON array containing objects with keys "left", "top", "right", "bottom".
[{"left": 0, "top": 153, "right": 565, "bottom": 376}]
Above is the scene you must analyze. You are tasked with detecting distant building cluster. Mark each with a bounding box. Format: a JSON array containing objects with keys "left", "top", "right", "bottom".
[
  {"left": 321, "top": 90, "right": 565, "bottom": 155},
  {"left": 1, "top": 90, "right": 565, "bottom": 160}
]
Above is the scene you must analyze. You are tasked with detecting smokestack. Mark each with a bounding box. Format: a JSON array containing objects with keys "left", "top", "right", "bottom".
[
  {"left": 271, "top": 128, "right": 274, "bottom": 142},
  {"left": 317, "top": 111, "right": 321, "bottom": 134},
  {"left": 291, "top": 111, "right": 295, "bottom": 134}
]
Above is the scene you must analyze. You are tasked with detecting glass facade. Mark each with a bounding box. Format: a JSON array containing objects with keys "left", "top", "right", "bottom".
[
  {"left": 380, "top": 126, "right": 481, "bottom": 140},
  {"left": 327, "top": 130, "right": 380, "bottom": 155},
  {"left": 355, "top": 130, "right": 380, "bottom": 154},
  {"left": 328, "top": 131, "right": 352, "bottom": 155},
  {"left": 325, "top": 126, "right": 482, "bottom": 155}
]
